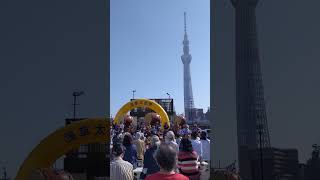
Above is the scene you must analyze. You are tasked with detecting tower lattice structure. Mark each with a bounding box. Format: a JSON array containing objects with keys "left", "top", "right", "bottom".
[
  {"left": 231, "top": 0, "right": 271, "bottom": 179},
  {"left": 181, "top": 12, "right": 195, "bottom": 122}
]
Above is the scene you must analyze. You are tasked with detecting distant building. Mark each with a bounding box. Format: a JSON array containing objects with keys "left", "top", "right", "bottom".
[
  {"left": 189, "top": 108, "right": 210, "bottom": 122},
  {"left": 205, "top": 107, "right": 210, "bottom": 120},
  {"left": 63, "top": 118, "right": 109, "bottom": 180},
  {"left": 248, "top": 148, "right": 299, "bottom": 180}
]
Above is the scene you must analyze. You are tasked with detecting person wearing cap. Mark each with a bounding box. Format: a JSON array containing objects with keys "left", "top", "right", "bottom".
[
  {"left": 110, "top": 143, "right": 134, "bottom": 180},
  {"left": 179, "top": 124, "right": 191, "bottom": 139},
  {"left": 165, "top": 131, "right": 179, "bottom": 153},
  {"left": 140, "top": 135, "right": 161, "bottom": 179}
]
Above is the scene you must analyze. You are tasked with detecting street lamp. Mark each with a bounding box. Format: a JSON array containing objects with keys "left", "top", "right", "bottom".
[
  {"left": 132, "top": 90, "right": 136, "bottom": 99},
  {"left": 72, "top": 91, "right": 84, "bottom": 119},
  {"left": 166, "top": 93, "right": 171, "bottom": 99}
]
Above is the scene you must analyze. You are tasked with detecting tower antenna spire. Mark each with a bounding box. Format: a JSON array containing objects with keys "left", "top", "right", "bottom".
[
  {"left": 181, "top": 12, "right": 194, "bottom": 123},
  {"left": 184, "top": 12, "right": 187, "bottom": 34}
]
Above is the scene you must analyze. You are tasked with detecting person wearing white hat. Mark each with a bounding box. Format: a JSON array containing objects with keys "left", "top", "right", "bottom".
[{"left": 165, "top": 131, "right": 179, "bottom": 153}]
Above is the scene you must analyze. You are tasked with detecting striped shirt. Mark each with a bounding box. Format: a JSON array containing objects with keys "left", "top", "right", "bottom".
[
  {"left": 110, "top": 157, "right": 134, "bottom": 180},
  {"left": 178, "top": 151, "right": 200, "bottom": 180}
]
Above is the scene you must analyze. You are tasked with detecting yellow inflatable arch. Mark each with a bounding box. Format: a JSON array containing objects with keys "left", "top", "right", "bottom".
[
  {"left": 113, "top": 98, "right": 170, "bottom": 128},
  {"left": 16, "top": 118, "right": 109, "bottom": 180}
]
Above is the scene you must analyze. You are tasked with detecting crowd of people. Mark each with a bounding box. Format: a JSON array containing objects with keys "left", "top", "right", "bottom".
[{"left": 110, "top": 115, "right": 211, "bottom": 180}]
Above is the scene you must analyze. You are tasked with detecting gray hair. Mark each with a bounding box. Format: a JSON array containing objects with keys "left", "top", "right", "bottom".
[
  {"left": 165, "top": 131, "right": 176, "bottom": 142},
  {"left": 150, "top": 135, "right": 160, "bottom": 147},
  {"left": 135, "top": 132, "right": 141, "bottom": 140},
  {"left": 154, "top": 143, "right": 177, "bottom": 172}
]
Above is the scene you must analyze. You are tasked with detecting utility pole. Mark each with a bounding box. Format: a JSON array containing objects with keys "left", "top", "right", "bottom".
[{"left": 72, "top": 91, "right": 84, "bottom": 119}]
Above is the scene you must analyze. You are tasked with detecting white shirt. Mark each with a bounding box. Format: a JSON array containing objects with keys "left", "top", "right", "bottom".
[
  {"left": 191, "top": 139, "right": 203, "bottom": 159},
  {"left": 110, "top": 157, "right": 134, "bottom": 180},
  {"left": 200, "top": 139, "right": 210, "bottom": 161}
]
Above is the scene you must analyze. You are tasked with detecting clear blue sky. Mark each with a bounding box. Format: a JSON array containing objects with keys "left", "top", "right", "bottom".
[{"left": 110, "top": 0, "right": 210, "bottom": 116}]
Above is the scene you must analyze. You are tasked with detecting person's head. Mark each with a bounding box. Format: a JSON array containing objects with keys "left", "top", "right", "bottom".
[
  {"left": 154, "top": 143, "right": 177, "bottom": 172},
  {"left": 191, "top": 131, "right": 198, "bottom": 139},
  {"left": 180, "top": 138, "right": 193, "bottom": 152},
  {"left": 182, "top": 133, "right": 190, "bottom": 140},
  {"left": 180, "top": 128, "right": 190, "bottom": 139},
  {"left": 135, "top": 132, "right": 141, "bottom": 140},
  {"left": 200, "top": 131, "right": 207, "bottom": 140},
  {"left": 176, "top": 133, "right": 180, "bottom": 139},
  {"left": 122, "top": 133, "right": 133, "bottom": 147},
  {"left": 112, "top": 143, "right": 124, "bottom": 158},
  {"left": 159, "top": 134, "right": 164, "bottom": 142},
  {"left": 151, "top": 129, "right": 157, "bottom": 136},
  {"left": 165, "top": 131, "right": 175, "bottom": 142},
  {"left": 150, "top": 135, "right": 160, "bottom": 147},
  {"left": 164, "top": 122, "right": 169, "bottom": 130}
]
